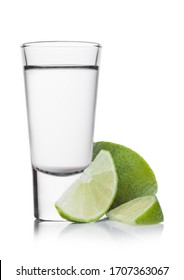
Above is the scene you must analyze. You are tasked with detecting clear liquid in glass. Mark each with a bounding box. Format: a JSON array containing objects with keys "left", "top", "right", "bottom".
[{"left": 24, "top": 65, "right": 99, "bottom": 175}]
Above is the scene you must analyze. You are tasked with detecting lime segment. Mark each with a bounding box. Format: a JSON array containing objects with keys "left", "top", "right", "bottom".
[
  {"left": 55, "top": 150, "right": 118, "bottom": 223},
  {"left": 107, "top": 195, "right": 164, "bottom": 225}
]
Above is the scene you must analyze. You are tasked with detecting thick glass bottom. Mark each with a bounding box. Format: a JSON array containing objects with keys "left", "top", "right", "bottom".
[{"left": 32, "top": 167, "right": 81, "bottom": 221}]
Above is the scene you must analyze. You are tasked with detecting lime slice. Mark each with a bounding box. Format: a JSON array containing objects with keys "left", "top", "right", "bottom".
[
  {"left": 55, "top": 150, "right": 118, "bottom": 223},
  {"left": 93, "top": 142, "right": 158, "bottom": 209},
  {"left": 107, "top": 195, "right": 164, "bottom": 225}
]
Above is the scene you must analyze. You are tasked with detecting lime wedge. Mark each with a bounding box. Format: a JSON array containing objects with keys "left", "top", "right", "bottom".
[
  {"left": 107, "top": 195, "right": 164, "bottom": 225},
  {"left": 93, "top": 142, "right": 158, "bottom": 209},
  {"left": 55, "top": 150, "right": 118, "bottom": 223}
]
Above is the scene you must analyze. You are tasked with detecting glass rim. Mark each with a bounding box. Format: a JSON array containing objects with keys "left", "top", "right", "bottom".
[{"left": 21, "top": 41, "right": 102, "bottom": 48}]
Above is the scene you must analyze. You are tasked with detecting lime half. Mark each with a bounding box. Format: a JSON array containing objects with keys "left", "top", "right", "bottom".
[
  {"left": 93, "top": 142, "right": 158, "bottom": 209},
  {"left": 55, "top": 150, "right": 118, "bottom": 223},
  {"left": 107, "top": 195, "right": 164, "bottom": 225}
]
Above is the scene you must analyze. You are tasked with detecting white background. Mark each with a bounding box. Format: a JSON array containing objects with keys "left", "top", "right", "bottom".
[{"left": 0, "top": 0, "right": 184, "bottom": 279}]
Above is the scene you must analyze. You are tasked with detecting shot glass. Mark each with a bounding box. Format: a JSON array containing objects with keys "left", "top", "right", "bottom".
[{"left": 21, "top": 41, "right": 101, "bottom": 220}]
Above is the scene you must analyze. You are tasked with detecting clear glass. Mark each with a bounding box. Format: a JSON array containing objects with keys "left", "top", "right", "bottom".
[{"left": 21, "top": 41, "right": 101, "bottom": 220}]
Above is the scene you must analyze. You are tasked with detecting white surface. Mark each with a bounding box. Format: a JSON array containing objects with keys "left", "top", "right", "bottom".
[{"left": 0, "top": 0, "right": 184, "bottom": 279}]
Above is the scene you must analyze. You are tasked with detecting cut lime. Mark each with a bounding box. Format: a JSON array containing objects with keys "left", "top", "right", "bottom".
[
  {"left": 55, "top": 150, "right": 118, "bottom": 223},
  {"left": 93, "top": 142, "right": 158, "bottom": 209},
  {"left": 107, "top": 195, "right": 164, "bottom": 225}
]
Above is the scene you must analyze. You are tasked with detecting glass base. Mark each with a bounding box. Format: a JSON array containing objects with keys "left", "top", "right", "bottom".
[{"left": 32, "top": 167, "right": 81, "bottom": 221}]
